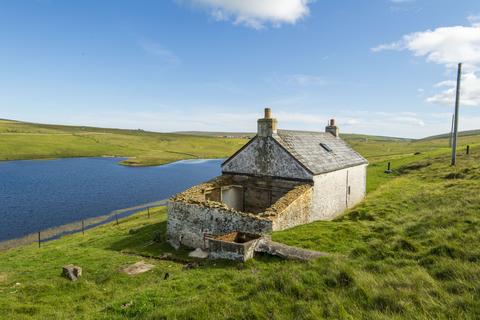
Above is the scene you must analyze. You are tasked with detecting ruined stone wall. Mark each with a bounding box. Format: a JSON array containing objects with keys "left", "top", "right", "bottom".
[
  {"left": 167, "top": 201, "right": 273, "bottom": 249},
  {"left": 222, "top": 137, "right": 312, "bottom": 180},
  {"left": 229, "top": 174, "right": 306, "bottom": 213},
  {"left": 311, "top": 164, "right": 367, "bottom": 220},
  {"left": 269, "top": 186, "right": 313, "bottom": 231}
]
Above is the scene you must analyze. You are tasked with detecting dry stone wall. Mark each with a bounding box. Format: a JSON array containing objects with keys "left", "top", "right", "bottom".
[{"left": 167, "top": 201, "right": 273, "bottom": 249}]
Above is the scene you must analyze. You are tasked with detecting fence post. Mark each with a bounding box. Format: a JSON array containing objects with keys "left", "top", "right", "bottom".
[
  {"left": 38, "top": 231, "right": 41, "bottom": 248},
  {"left": 115, "top": 214, "right": 119, "bottom": 226},
  {"left": 467, "top": 145, "right": 470, "bottom": 155},
  {"left": 148, "top": 207, "right": 150, "bottom": 219},
  {"left": 82, "top": 220, "right": 85, "bottom": 235}
]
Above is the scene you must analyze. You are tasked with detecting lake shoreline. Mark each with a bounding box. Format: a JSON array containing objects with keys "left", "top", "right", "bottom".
[
  {"left": 0, "top": 200, "right": 168, "bottom": 251},
  {"left": 0, "top": 157, "right": 222, "bottom": 244}
]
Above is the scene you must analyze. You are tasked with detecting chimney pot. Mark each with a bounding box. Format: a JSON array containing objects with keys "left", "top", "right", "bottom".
[
  {"left": 264, "top": 108, "right": 272, "bottom": 119},
  {"left": 257, "top": 107, "right": 277, "bottom": 137},
  {"left": 326, "top": 118, "right": 339, "bottom": 137}
]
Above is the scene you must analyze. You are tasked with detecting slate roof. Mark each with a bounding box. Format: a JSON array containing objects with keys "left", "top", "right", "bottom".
[{"left": 273, "top": 130, "right": 368, "bottom": 175}]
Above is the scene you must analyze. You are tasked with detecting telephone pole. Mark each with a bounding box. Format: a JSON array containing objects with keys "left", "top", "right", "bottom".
[{"left": 451, "top": 63, "right": 462, "bottom": 166}]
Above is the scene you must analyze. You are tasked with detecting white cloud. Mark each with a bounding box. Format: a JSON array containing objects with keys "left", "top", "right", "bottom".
[
  {"left": 179, "top": 0, "right": 313, "bottom": 29},
  {"left": 427, "top": 72, "right": 480, "bottom": 106},
  {"left": 139, "top": 39, "right": 180, "bottom": 65},
  {"left": 372, "top": 20, "right": 480, "bottom": 106},
  {"left": 286, "top": 74, "right": 329, "bottom": 86}
]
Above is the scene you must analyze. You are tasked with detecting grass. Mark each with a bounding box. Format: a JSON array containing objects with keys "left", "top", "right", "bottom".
[
  {"left": 1, "top": 133, "right": 480, "bottom": 318},
  {"left": 1, "top": 118, "right": 479, "bottom": 168},
  {"left": 2, "top": 119, "right": 480, "bottom": 318},
  {"left": 0, "top": 120, "right": 246, "bottom": 166}
]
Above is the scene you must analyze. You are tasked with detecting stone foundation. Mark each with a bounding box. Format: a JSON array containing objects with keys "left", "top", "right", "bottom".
[{"left": 167, "top": 174, "right": 314, "bottom": 249}]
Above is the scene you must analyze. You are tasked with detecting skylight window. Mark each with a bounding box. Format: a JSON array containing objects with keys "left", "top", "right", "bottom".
[{"left": 320, "top": 143, "right": 332, "bottom": 152}]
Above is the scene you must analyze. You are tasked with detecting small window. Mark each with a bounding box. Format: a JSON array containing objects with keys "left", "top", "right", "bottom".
[{"left": 320, "top": 143, "right": 332, "bottom": 152}]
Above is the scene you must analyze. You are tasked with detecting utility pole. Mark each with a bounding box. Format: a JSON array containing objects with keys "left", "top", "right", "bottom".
[
  {"left": 451, "top": 63, "right": 462, "bottom": 166},
  {"left": 449, "top": 114, "right": 455, "bottom": 148}
]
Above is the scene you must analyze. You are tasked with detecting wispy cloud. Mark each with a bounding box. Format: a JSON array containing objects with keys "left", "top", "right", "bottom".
[
  {"left": 177, "top": 0, "right": 313, "bottom": 29},
  {"left": 372, "top": 19, "right": 480, "bottom": 107},
  {"left": 286, "top": 74, "right": 329, "bottom": 86},
  {"left": 138, "top": 39, "right": 180, "bottom": 65}
]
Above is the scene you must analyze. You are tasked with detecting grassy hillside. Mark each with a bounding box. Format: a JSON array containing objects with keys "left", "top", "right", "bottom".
[
  {"left": 0, "top": 120, "right": 246, "bottom": 166},
  {"left": 0, "top": 145, "right": 479, "bottom": 319},
  {"left": 2, "top": 119, "right": 480, "bottom": 168}
]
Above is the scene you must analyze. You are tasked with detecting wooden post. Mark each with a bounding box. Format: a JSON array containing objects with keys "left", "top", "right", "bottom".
[
  {"left": 82, "top": 220, "right": 85, "bottom": 235},
  {"left": 467, "top": 145, "right": 470, "bottom": 155},
  {"left": 387, "top": 162, "right": 391, "bottom": 171},
  {"left": 115, "top": 214, "right": 119, "bottom": 226},
  {"left": 147, "top": 207, "right": 150, "bottom": 219},
  {"left": 451, "top": 63, "right": 462, "bottom": 166},
  {"left": 38, "top": 231, "right": 41, "bottom": 248}
]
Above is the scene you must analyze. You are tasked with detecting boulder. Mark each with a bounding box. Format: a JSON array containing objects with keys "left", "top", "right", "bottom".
[
  {"left": 188, "top": 248, "right": 209, "bottom": 259},
  {"left": 62, "top": 265, "right": 82, "bottom": 281},
  {"left": 255, "top": 239, "right": 328, "bottom": 261},
  {"left": 121, "top": 261, "right": 154, "bottom": 275}
]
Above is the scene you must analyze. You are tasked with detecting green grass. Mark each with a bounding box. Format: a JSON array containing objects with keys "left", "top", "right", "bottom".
[
  {"left": 2, "top": 119, "right": 480, "bottom": 319},
  {"left": 0, "top": 120, "right": 246, "bottom": 166},
  {"left": 1, "top": 139, "right": 480, "bottom": 318},
  {"left": 2, "top": 118, "right": 480, "bottom": 169}
]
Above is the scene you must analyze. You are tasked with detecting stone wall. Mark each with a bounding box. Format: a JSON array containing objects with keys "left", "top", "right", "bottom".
[
  {"left": 270, "top": 186, "right": 313, "bottom": 230},
  {"left": 311, "top": 164, "right": 367, "bottom": 220},
  {"left": 222, "top": 137, "right": 312, "bottom": 180},
  {"left": 167, "top": 201, "right": 273, "bottom": 249}
]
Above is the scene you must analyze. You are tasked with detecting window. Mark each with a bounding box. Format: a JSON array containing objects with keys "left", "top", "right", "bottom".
[{"left": 320, "top": 143, "right": 332, "bottom": 152}]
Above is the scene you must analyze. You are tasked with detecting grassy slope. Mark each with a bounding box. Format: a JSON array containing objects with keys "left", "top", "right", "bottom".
[
  {"left": 0, "top": 120, "right": 246, "bottom": 166},
  {"left": 1, "top": 133, "right": 480, "bottom": 318}
]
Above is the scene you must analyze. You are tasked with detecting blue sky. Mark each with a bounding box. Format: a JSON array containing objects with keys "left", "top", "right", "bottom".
[{"left": 1, "top": 0, "right": 480, "bottom": 138}]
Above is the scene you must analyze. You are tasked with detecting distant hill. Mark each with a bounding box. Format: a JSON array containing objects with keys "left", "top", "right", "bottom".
[
  {"left": 174, "top": 131, "right": 255, "bottom": 138},
  {"left": 420, "top": 129, "right": 480, "bottom": 141}
]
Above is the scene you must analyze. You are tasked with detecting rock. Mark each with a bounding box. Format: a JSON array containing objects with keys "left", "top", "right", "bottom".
[
  {"left": 183, "top": 262, "right": 199, "bottom": 270},
  {"left": 121, "top": 261, "right": 154, "bottom": 276},
  {"left": 62, "top": 265, "right": 82, "bottom": 281},
  {"left": 188, "top": 248, "right": 209, "bottom": 259},
  {"left": 255, "top": 239, "right": 328, "bottom": 261},
  {"left": 163, "top": 272, "right": 170, "bottom": 280}
]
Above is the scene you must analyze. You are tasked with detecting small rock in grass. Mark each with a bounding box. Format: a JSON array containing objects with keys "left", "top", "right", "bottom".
[
  {"left": 62, "top": 265, "right": 82, "bottom": 281},
  {"left": 121, "top": 261, "right": 154, "bottom": 276},
  {"left": 183, "top": 262, "right": 199, "bottom": 270},
  {"left": 121, "top": 301, "right": 133, "bottom": 309},
  {"left": 188, "top": 248, "right": 209, "bottom": 259}
]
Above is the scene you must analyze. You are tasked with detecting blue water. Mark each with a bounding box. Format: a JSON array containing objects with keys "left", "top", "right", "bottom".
[{"left": 0, "top": 158, "right": 222, "bottom": 242}]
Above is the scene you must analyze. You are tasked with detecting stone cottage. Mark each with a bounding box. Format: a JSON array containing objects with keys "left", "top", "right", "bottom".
[{"left": 167, "top": 108, "right": 368, "bottom": 249}]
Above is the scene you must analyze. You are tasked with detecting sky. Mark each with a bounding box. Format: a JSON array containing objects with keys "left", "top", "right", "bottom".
[{"left": 1, "top": 0, "right": 480, "bottom": 138}]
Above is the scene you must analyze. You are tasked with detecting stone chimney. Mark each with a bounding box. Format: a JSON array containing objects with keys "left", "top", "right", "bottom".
[
  {"left": 257, "top": 107, "right": 278, "bottom": 137},
  {"left": 325, "top": 119, "right": 339, "bottom": 137}
]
